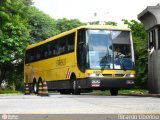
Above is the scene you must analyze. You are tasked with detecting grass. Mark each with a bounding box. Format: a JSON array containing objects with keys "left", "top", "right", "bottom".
[
  {"left": 0, "top": 87, "right": 148, "bottom": 95},
  {"left": 92, "top": 89, "right": 149, "bottom": 95},
  {"left": 119, "top": 89, "right": 148, "bottom": 95},
  {"left": 0, "top": 89, "right": 22, "bottom": 94}
]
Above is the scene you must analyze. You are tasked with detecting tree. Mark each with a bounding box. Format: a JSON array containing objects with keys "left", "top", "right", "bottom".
[
  {"left": 0, "top": 0, "right": 31, "bottom": 87},
  {"left": 28, "top": 7, "right": 59, "bottom": 43},
  {"left": 123, "top": 19, "right": 147, "bottom": 87},
  {"left": 0, "top": 1, "right": 86, "bottom": 88},
  {"left": 105, "top": 21, "right": 117, "bottom": 26},
  {"left": 55, "top": 18, "right": 85, "bottom": 33},
  {"left": 89, "top": 21, "right": 117, "bottom": 26}
]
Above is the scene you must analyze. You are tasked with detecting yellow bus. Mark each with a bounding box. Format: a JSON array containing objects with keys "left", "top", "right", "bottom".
[{"left": 24, "top": 25, "right": 136, "bottom": 95}]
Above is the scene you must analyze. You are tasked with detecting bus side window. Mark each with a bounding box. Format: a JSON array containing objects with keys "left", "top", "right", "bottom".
[
  {"left": 59, "top": 37, "right": 67, "bottom": 54},
  {"left": 29, "top": 49, "right": 35, "bottom": 62},
  {"left": 41, "top": 44, "right": 46, "bottom": 59},
  {"left": 67, "top": 33, "right": 75, "bottom": 52},
  {"left": 36, "top": 47, "right": 41, "bottom": 60},
  {"left": 25, "top": 51, "right": 29, "bottom": 63},
  {"left": 48, "top": 43, "right": 52, "bottom": 57},
  {"left": 55, "top": 40, "right": 60, "bottom": 55},
  {"left": 44, "top": 43, "right": 50, "bottom": 58},
  {"left": 51, "top": 41, "right": 56, "bottom": 56}
]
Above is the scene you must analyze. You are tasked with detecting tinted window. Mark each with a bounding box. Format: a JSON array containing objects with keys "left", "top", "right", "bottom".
[
  {"left": 25, "top": 32, "right": 75, "bottom": 63},
  {"left": 77, "top": 29, "right": 86, "bottom": 72},
  {"left": 67, "top": 33, "right": 75, "bottom": 52},
  {"left": 148, "top": 28, "right": 159, "bottom": 50},
  {"left": 112, "top": 31, "right": 130, "bottom": 44},
  {"left": 158, "top": 27, "right": 160, "bottom": 49}
]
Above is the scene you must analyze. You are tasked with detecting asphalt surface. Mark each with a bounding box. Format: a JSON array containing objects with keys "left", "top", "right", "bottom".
[{"left": 0, "top": 93, "right": 160, "bottom": 120}]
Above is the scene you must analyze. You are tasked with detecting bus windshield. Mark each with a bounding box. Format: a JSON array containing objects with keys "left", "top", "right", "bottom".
[{"left": 87, "top": 29, "right": 134, "bottom": 70}]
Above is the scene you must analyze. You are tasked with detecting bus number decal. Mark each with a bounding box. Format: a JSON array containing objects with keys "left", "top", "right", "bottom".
[{"left": 56, "top": 58, "right": 66, "bottom": 66}]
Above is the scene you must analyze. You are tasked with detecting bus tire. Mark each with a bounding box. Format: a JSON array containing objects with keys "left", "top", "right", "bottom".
[
  {"left": 110, "top": 88, "right": 118, "bottom": 96},
  {"left": 60, "top": 90, "right": 71, "bottom": 94},
  {"left": 59, "top": 90, "right": 65, "bottom": 94},
  {"left": 71, "top": 75, "right": 80, "bottom": 95},
  {"left": 32, "top": 79, "right": 38, "bottom": 94}
]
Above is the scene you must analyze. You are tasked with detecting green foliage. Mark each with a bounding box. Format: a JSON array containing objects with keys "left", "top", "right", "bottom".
[
  {"left": 0, "top": 0, "right": 85, "bottom": 90},
  {"left": 105, "top": 21, "right": 117, "bottom": 26},
  {"left": 119, "top": 89, "right": 148, "bottom": 95},
  {"left": 0, "top": 0, "right": 30, "bottom": 63},
  {"left": 123, "top": 19, "right": 148, "bottom": 87},
  {"left": 55, "top": 18, "right": 86, "bottom": 33},
  {"left": 92, "top": 89, "right": 148, "bottom": 95},
  {"left": 28, "top": 7, "right": 59, "bottom": 43},
  {"left": 7, "top": 62, "right": 24, "bottom": 91},
  {"left": 28, "top": 11, "right": 85, "bottom": 43},
  {"left": 0, "top": 87, "right": 22, "bottom": 94},
  {"left": 89, "top": 21, "right": 117, "bottom": 26},
  {"left": 0, "top": 0, "right": 31, "bottom": 86},
  {"left": 88, "top": 21, "right": 100, "bottom": 25},
  {"left": 0, "top": 0, "right": 147, "bottom": 91},
  {"left": 123, "top": 19, "right": 146, "bottom": 39}
]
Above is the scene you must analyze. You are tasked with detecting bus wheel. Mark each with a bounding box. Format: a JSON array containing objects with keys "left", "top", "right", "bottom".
[
  {"left": 71, "top": 76, "right": 80, "bottom": 95},
  {"left": 110, "top": 88, "right": 118, "bottom": 96},
  {"left": 60, "top": 90, "right": 71, "bottom": 94},
  {"left": 32, "top": 81, "right": 38, "bottom": 94}
]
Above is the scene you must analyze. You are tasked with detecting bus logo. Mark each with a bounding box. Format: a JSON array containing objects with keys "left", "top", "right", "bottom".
[{"left": 56, "top": 58, "right": 66, "bottom": 66}]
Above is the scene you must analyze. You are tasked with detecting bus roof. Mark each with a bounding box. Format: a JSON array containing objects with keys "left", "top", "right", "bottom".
[
  {"left": 77, "top": 25, "right": 131, "bottom": 31},
  {"left": 26, "top": 25, "right": 131, "bottom": 50}
]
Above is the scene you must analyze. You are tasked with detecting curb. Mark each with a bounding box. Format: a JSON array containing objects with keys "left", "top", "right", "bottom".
[
  {"left": 120, "top": 94, "right": 160, "bottom": 98},
  {"left": 0, "top": 93, "right": 22, "bottom": 96}
]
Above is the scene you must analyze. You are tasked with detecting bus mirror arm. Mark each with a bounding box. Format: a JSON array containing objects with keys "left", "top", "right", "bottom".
[{"left": 78, "top": 42, "right": 87, "bottom": 53}]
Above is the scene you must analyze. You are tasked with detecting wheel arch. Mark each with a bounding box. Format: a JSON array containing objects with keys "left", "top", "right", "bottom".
[
  {"left": 70, "top": 73, "right": 76, "bottom": 80},
  {"left": 33, "top": 78, "right": 37, "bottom": 83}
]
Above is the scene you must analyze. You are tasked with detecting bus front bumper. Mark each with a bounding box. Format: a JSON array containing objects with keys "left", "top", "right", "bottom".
[{"left": 78, "top": 77, "right": 136, "bottom": 89}]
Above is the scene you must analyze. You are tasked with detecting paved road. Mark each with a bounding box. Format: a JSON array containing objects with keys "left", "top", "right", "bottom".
[{"left": 0, "top": 93, "right": 160, "bottom": 114}]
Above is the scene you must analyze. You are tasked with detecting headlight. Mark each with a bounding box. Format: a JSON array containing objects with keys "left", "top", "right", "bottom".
[
  {"left": 88, "top": 73, "right": 97, "bottom": 77},
  {"left": 126, "top": 74, "right": 135, "bottom": 78},
  {"left": 130, "top": 74, "right": 135, "bottom": 78},
  {"left": 87, "top": 73, "right": 103, "bottom": 77}
]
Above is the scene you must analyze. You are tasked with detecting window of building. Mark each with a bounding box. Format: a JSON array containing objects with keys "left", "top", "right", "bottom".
[
  {"left": 158, "top": 27, "right": 160, "bottom": 49},
  {"left": 148, "top": 28, "right": 158, "bottom": 50}
]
